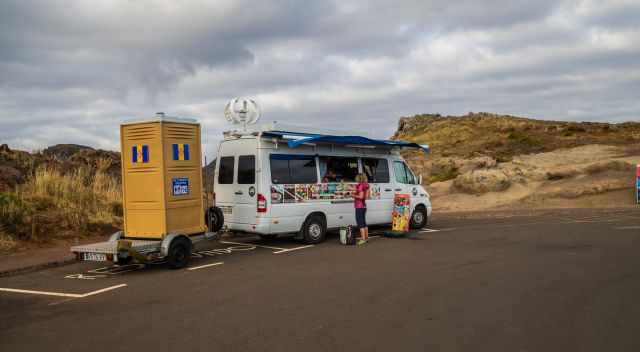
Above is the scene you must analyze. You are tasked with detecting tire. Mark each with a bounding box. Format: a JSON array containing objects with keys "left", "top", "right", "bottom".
[
  {"left": 206, "top": 207, "right": 224, "bottom": 233},
  {"left": 410, "top": 206, "right": 428, "bottom": 229},
  {"left": 167, "top": 237, "right": 192, "bottom": 269},
  {"left": 301, "top": 215, "right": 326, "bottom": 244},
  {"left": 116, "top": 255, "right": 133, "bottom": 266}
]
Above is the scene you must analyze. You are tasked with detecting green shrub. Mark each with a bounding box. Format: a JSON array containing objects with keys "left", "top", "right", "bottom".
[{"left": 428, "top": 166, "right": 460, "bottom": 183}]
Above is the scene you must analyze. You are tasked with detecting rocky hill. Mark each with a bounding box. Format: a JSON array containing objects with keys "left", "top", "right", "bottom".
[
  {"left": 0, "top": 144, "right": 123, "bottom": 251},
  {"left": 394, "top": 112, "right": 640, "bottom": 211}
]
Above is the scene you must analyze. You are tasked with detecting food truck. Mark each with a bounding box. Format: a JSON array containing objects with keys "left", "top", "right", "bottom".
[{"left": 212, "top": 121, "right": 431, "bottom": 244}]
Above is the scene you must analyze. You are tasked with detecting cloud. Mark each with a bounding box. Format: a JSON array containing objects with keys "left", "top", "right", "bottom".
[{"left": 0, "top": 0, "right": 638, "bottom": 157}]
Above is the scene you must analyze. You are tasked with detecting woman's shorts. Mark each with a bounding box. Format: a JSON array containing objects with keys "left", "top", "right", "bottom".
[{"left": 355, "top": 208, "right": 367, "bottom": 228}]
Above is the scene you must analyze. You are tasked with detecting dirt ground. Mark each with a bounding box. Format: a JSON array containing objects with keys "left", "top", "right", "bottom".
[{"left": 426, "top": 144, "right": 639, "bottom": 211}]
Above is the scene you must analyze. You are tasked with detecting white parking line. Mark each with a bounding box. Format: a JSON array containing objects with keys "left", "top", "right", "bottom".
[
  {"left": 187, "top": 262, "right": 224, "bottom": 271},
  {"left": 219, "top": 240, "right": 286, "bottom": 251},
  {"left": 81, "top": 284, "right": 128, "bottom": 297},
  {"left": 419, "top": 228, "right": 441, "bottom": 233},
  {"left": 0, "top": 284, "right": 127, "bottom": 298},
  {"left": 273, "top": 245, "right": 315, "bottom": 254}
]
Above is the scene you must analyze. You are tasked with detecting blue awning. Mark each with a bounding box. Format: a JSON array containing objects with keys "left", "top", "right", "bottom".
[{"left": 263, "top": 131, "right": 429, "bottom": 153}]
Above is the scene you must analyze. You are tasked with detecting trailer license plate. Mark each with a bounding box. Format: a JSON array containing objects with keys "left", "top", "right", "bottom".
[{"left": 83, "top": 252, "right": 107, "bottom": 262}]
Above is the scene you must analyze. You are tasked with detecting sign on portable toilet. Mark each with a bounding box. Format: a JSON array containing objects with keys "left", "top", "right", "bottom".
[{"left": 636, "top": 164, "right": 640, "bottom": 204}]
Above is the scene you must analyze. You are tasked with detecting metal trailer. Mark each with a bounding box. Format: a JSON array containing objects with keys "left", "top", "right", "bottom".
[{"left": 70, "top": 231, "right": 219, "bottom": 269}]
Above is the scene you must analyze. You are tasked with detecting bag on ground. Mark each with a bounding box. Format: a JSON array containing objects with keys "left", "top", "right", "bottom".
[{"left": 340, "top": 226, "right": 356, "bottom": 245}]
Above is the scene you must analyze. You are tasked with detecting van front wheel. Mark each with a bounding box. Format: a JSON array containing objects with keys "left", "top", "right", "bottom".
[
  {"left": 301, "top": 215, "right": 326, "bottom": 244},
  {"left": 410, "top": 207, "right": 428, "bottom": 229}
]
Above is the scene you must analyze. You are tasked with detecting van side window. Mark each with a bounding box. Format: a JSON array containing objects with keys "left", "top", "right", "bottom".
[
  {"left": 270, "top": 154, "right": 317, "bottom": 184},
  {"left": 218, "top": 156, "right": 235, "bottom": 184},
  {"left": 393, "top": 161, "right": 416, "bottom": 185},
  {"left": 393, "top": 161, "right": 408, "bottom": 184},
  {"left": 362, "top": 158, "right": 389, "bottom": 183},
  {"left": 319, "top": 156, "right": 359, "bottom": 182},
  {"left": 237, "top": 155, "right": 255, "bottom": 184},
  {"left": 406, "top": 165, "right": 417, "bottom": 184}
]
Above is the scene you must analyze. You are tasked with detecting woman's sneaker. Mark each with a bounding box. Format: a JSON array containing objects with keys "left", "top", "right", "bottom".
[{"left": 357, "top": 239, "right": 367, "bottom": 245}]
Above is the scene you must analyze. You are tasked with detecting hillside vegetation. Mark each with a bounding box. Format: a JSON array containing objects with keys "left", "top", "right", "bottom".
[
  {"left": 394, "top": 112, "right": 640, "bottom": 211},
  {"left": 394, "top": 112, "right": 640, "bottom": 161},
  {"left": 0, "top": 144, "right": 122, "bottom": 251}
]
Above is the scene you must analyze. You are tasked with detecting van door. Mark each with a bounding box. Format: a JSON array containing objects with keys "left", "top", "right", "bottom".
[
  {"left": 234, "top": 155, "right": 257, "bottom": 224},
  {"left": 393, "top": 160, "right": 408, "bottom": 194},
  {"left": 393, "top": 159, "right": 419, "bottom": 206}
]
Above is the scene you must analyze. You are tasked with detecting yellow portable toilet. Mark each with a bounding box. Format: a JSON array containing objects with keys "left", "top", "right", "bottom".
[{"left": 120, "top": 113, "right": 207, "bottom": 239}]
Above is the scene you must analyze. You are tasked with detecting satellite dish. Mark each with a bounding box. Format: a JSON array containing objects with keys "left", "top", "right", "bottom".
[{"left": 224, "top": 97, "right": 261, "bottom": 129}]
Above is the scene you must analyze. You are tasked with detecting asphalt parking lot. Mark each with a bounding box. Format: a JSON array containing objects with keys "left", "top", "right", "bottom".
[{"left": 1, "top": 208, "right": 640, "bottom": 352}]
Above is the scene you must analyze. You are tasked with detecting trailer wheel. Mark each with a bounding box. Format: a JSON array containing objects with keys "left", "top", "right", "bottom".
[
  {"left": 167, "top": 237, "right": 192, "bottom": 269},
  {"left": 116, "top": 255, "right": 133, "bottom": 266},
  {"left": 301, "top": 215, "right": 326, "bottom": 244},
  {"left": 206, "top": 207, "right": 224, "bottom": 233},
  {"left": 409, "top": 206, "right": 428, "bottom": 229}
]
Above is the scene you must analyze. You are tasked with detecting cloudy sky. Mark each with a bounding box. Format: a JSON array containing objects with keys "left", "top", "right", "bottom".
[{"left": 1, "top": 0, "right": 639, "bottom": 158}]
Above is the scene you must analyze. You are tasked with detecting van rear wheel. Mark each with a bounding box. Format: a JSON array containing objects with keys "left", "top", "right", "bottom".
[{"left": 301, "top": 215, "right": 326, "bottom": 244}]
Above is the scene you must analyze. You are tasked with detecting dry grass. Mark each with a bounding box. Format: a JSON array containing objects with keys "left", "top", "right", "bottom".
[
  {"left": 0, "top": 158, "right": 122, "bottom": 247},
  {"left": 395, "top": 112, "right": 640, "bottom": 161},
  {"left": 0, "top": 230, "right": 17, "bottom": 251}
]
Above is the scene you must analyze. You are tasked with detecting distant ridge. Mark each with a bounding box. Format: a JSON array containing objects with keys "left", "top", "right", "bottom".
[{"left": 393, "top": 112, "right": 640, "bottom": 161}]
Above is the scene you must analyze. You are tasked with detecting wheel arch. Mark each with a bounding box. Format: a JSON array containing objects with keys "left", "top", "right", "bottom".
[
  {"left": 302, "top": 211, "right": 327, "bottom": 227},
  {"left": 414, "top": 203, "right": 427, "bottom": 211},
  {"left": 160, "top": 233, "right": 192, "bottom": 257}
]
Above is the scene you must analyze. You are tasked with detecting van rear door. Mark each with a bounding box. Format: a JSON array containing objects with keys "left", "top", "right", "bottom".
[
  {"left": 234, "top": 154, "right": 257, "bottom": 224},
  {"left": 216, "top": 155, "right": 236, "bottom": 221}
]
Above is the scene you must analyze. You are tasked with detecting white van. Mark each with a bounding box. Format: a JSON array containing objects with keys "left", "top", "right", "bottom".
[{"left": 210, "top": 123, "right": 431, "bottom": 243}]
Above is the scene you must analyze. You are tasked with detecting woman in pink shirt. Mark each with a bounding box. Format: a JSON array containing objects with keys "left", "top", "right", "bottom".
[{"left": 354, "top": 173, "right": 370, "bottom": 245}]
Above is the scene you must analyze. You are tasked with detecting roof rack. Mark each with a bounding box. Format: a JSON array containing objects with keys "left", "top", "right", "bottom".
[
  {"left": 224, "top": 122, "right": 429, "bottom": 153},
  {"left": 224, "top": 121, "right": 369, "bottom": 138}
]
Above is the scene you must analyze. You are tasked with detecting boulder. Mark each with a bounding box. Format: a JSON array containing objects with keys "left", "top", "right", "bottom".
[
  {"left": 452, "top": 169, "right": 511, "bottom": 194},
  {"left": 0, "top": 166, "right": 24, "bottom": 192}
]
